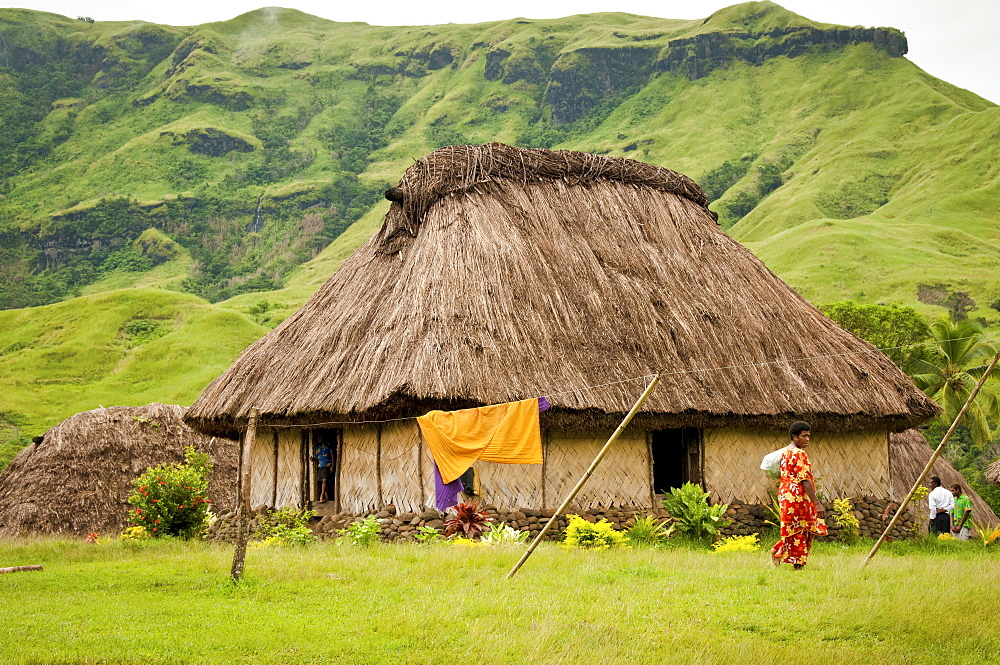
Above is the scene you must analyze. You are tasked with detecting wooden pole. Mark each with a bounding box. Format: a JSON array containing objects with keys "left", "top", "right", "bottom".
[
  {"left": 506, "top": 374, "right": 661, "bottom": 580},
  {"left": 231, "top": 408, "right": 259, "bottom": 582},
  {"left": 861, "top": 351, "right": 1000, "bottom": 569},
  {"left": 0, "top": 565, "right": 43, "bottom": 574}
]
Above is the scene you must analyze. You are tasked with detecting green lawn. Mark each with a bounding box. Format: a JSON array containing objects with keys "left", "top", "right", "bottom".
[{"left": 2, "top": 537, "right": 997, "bottom": 664}]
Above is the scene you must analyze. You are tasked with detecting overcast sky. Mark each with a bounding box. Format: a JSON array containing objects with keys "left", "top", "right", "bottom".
[{"left": 4, "top": 0, "right": 997, "bottom": 103}]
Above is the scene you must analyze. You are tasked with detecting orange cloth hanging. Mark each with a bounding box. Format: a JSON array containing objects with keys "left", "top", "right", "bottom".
[{"left": 417, "top": 398, "right": 543, "bottom": 483}]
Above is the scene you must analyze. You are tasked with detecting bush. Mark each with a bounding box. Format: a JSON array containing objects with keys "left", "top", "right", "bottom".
[
  {"left": 562, "top": 514, "right": 626, "bottom": 550},
  {"left": 661, "top": 483, "right": 730, "bottom": 543},
  {"left": 444, "top": 502, "right": 493, "bottom": 540},
  {"left": 624, "top": 515, "right": 675, "bottom": 548},
  {"left": 414, "top": 525, "right": 443, "bottom": 544},
  {"left": 832, "top": 498, "right": 860, "bottom": 544},
  {"left": 256, "top": 507, "right": 317, "bottom": 546},
  {"left": 126, "top": 446, "right": 213, "bottom": 539},
  {"left": 479, "top": 522, "right": 529, "bottom": 546},
  {"left": 338, "top": 515, "right": 380, "bottom": 546},
  {"left": 712, "top": 534, "right": 761, "bottom": 552}
]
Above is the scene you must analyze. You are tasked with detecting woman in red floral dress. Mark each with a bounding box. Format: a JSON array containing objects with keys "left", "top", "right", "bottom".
[{"left": 771, "top": 421, "right": 827, "bottom": 569}]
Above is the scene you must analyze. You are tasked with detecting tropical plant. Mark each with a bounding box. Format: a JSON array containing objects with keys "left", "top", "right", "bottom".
[
  {"left": 832, "top": 498, "right": 860, "bottom": 544},
  {"left": 562, "top": 514, "right": 626, "bottom": 550},
  {"left": 971, "top": 520, "right": 1000, "bottom": 547},
  {"left": 443, "top": 502, "right": 493, "bottom": 540},
  {"left": 126, "top": 446, "right": 213, "bottom": 539},
  {"left": 624, "top": 515, "right": 676, "bottom": 548},
  {"left": 909, "top": 317, "right": 1000, "bottom": 446},
  {"left": 711, "top": 534, "right": 761, "bottom": 552},
  {"left": 414, "top": 525, "right": 443, "bottom": 544},
  {"left": 661, "top": 483, "right": 731, "bottom": 542},
  {"left": 256, "top": 507, "right": 317, "bottom": 546},
  {"left": 338, "top": 515, "right": 381, "bottom": 546},
  {"left": 119, "top": 526, "right": 151, "bottom": 541},
  {"left": 479, "top": 522, "right": 530, "bottom": 546}
]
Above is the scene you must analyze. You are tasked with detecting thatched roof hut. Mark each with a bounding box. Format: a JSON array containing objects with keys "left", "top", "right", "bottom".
[
  {"left": 890, "top": 429, "right": 998, "bottom": 525},
  {"left": 986, "top": 459, "right": 1000, "bottom": 487},
  {"left": 0, "top": 404, "right": 236, "bottom": 537},
  {"left": 183, "top": 144, "right": 939, "bottom": 514},
  {"left": 186, "top": 143, "right": 937, "bottom": 437}
]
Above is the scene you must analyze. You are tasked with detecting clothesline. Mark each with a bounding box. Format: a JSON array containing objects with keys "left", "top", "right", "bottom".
[{"left": 267, "top": 333, "right": 998, "bottom": 430}]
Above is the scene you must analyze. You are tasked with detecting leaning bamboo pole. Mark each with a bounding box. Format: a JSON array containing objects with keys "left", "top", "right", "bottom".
[
  {"left": 231, "top": 408, "right": 259, "bottom": 581},
  {"left": 861, "top": 351, "right": 1000, "bottom": 568},
  {"left": 506, "top": 374, "right": 661, "bottom": 580}
]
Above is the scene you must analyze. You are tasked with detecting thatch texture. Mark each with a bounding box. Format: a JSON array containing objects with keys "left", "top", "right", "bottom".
[
  {"left": 889, "top": 429, "right": 999, "bottom": 525},
  {"left": 703, "top": 428, "right": 891, "bottom": 505},
  {"left": 0, "top": 404, "right": 236, "bottom": 537},
  {"left": 186, "top": 143, "right": 938, "bottom": 438},
  {"left": 987, "top": 459, "right": 1000, "bottom": 487}
]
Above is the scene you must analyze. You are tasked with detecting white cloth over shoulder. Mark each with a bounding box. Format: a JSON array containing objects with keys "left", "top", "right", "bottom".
[{"left": 761, "top": 444, "right": 793, "bottom": 478}]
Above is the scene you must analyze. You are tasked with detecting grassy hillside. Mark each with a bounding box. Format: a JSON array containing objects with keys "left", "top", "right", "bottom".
[{"left": 1, "top": 1, "right": 998, "bottom": 462}]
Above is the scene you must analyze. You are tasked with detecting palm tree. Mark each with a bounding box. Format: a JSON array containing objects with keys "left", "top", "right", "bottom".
[{"left": 909, "top": 317, "right": 1000, "bottom": 446}]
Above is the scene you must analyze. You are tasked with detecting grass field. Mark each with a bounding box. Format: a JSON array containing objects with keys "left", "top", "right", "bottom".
[{"left": 2, "top": 536, "right": 998, "bottom": 664}]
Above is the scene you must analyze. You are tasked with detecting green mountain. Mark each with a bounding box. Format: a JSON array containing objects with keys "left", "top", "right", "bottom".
[{"left": 1, "top": 1, "right": 998, "bottom": 462}]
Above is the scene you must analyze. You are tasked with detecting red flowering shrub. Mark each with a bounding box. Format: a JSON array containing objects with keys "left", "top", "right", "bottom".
[{"left": 127, "top": 446, "right": 213, "bottom": 539}]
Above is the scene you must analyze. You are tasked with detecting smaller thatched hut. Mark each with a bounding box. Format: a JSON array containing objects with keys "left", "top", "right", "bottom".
[
  {"left": 986, "top": 459, "right": 1000, "bottom": 487},
  {"left": 0, "top": 404, "right": 236, "bottom": 537},
  {"left": 890, "top": 429, "right": 999, "bottom": 526}
]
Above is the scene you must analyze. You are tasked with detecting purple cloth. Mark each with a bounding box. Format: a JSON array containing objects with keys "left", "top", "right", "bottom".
[
  {"left": 434, "top": 463, "right": 463, "bottom": 512},
  {"left": 538, "top": 396, "right": 550, "bottom": 412}
]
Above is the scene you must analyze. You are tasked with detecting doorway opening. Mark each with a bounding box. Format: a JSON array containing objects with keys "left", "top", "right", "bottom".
[
  {"left": 650, "top": 428, "right": 702, "bottom": 497},
  {"left": 312, "top": 428, "right": 340, "bottom": 507}
]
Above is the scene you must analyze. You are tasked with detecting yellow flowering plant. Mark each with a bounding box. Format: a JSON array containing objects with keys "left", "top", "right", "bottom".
[
  {"left": 562, "top": 514, "right": 626, "bottom": 550},
  {"left": 711, "top": 534, "right": 761, "bottom": 552}
]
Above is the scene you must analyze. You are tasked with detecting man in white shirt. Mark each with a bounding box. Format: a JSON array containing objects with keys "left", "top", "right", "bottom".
[{"left": 927, "top": 476, "right": 954, "bottom": 535}]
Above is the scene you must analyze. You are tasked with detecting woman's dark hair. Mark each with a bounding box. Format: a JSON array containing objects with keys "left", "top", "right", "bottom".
[
  {"left": 789, "top": 421, "right": 811, "bottom": 439},
  {"left": 950, "top": 483, "right": 963, "bottom": 493}
]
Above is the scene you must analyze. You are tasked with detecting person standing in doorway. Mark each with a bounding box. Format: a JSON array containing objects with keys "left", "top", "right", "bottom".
[
  {"left": 771, "top": 421, "right": 827, "bottom": 570},
  {"left": 314, "top": 435, "right": 334, "bottom": 502},
  {"left": 926, "top": 476, "right": 953, "bottom": 535},
  {"left": 950, "top": 483, "right": 973, "bottom": 540}
]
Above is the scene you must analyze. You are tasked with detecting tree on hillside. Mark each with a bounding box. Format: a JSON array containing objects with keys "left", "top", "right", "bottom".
[
  {"left": 819, "top": 300, "right": 932, "bottom": 370},
  {"left": 909, "top": 317, "right": 1000, "bottom": 447}
]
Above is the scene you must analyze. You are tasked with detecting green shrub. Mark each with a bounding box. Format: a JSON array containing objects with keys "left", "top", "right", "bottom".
[
  {"left": 256, "top": 507, "right": 317, "bottom": 546},
  {"left": 562, "top": 514, "right": 626, "bottom": 550},
  {"left": 414, "top": 525, "right": 443, "bottom": 544},
  {"left": 339, "top": 515, "right": 380, "bottom": 546},
  {"left": 126, "top": 446, "right": 213, "bottom": 539},
  {"left": 624, "top": 515, "right": 675, "bottom": 548},
  {"left": 661, "top": 483, "right": 730, "bottom": 543}
]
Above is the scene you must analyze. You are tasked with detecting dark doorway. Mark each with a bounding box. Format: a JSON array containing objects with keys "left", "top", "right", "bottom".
[
  {"left": 312, "top": 429, "right": 340, "bottom": 506},
  {"left": 651, "top": 428, "right": 702, "bottom": 495}
]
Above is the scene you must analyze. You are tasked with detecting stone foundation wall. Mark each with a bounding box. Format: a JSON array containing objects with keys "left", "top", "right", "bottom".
[{"left": 207, "top": 497, "right": 919, "bottom": 543}]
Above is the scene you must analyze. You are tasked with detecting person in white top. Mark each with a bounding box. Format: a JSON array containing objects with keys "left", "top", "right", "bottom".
[{"left": 927, "top": 476, "right": 954, "bottom": 535}]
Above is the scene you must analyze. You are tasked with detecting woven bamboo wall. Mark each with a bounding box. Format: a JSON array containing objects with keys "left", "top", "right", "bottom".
[
  {"left": 380, "top": 421, "right": 423, "bottom": 514},
  {"left": 477, "top": 460, "right": 543, "bottom": 510},
  {"left": 702, "top": 428, "right": 890, "bottom": 504},
  {"left": 340, "top": 425, "right": 380, "bottom": 514},
  {"left": 250, "top": 429, "right": 277, "bottom": 508},
  {"left": 275, "top": 429, "right": 303, "bottom": 508},
  {"left": 544, "top": 430, "right": 651, "bottom": 510}
]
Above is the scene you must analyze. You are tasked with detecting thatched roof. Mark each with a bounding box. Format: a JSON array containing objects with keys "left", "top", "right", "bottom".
[
  {"left": 186, "top": 143, "right": 939, "bottom": 438},
  {"left": 0, "top": 404, "right": 236, "bottom": 537},
  {"left": 987, "top": 459, "right": 1000, "bottom": 487},
  {"left": 890, "top": 429, "right": 998, "bottom": 525}
]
